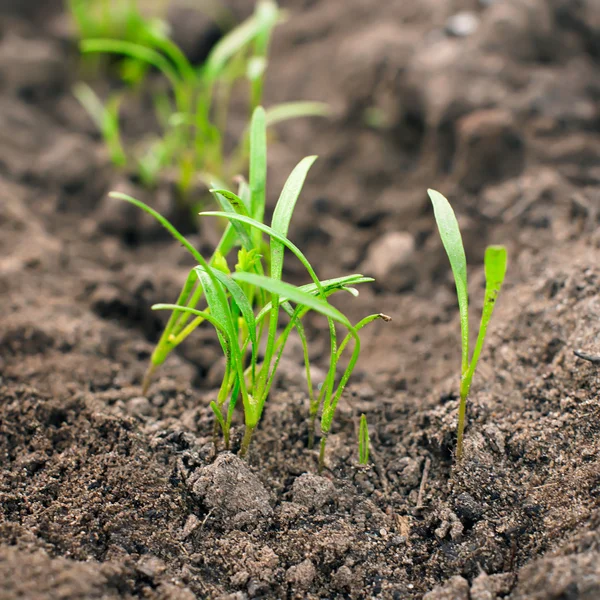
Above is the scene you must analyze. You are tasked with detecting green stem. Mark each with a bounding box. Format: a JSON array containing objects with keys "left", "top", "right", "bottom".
[
  {"left": 456, "top": 386, "right": 468, "bottom": 460},
  {"left": 239, "top": 426, "right": 254, "bottom": 458},
  {"left": 142, "top": 362, "right": 158, "bottom": 396},
  {"left": 318, "top": 435, "right": 327, "bottom": 473}
]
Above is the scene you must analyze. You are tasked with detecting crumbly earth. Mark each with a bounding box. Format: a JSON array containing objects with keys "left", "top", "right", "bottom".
[{"left": 1, "top": 0, "right": 600, "bottom": 598}]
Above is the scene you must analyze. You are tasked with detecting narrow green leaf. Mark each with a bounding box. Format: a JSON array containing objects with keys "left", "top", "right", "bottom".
[
  {"left": 232, "top": 272, "right": 351, "bottom": 328},
  {"left": 210, "top": 401, "right": 227, "bottom": 432},
  {"left": 152, "top": 304, "right": 228, "bottom": 340},
  {"left": 359, "top": 414, "right": 370, "bottom": 465},
  {"left": 195, "top": 270, "right": 233, "bottom": 340},
  {"left": 270, "top": 156, "right": 317, "bottom": 284},
  {"left": 249, "top": 106, "right": 267, "bottom": 223},
  {"left": 465, "top": 245, "right": 507, "bottom": 388},
  {"left": 428, "top": 189, "right": 469, "bottom": 375},
  {"left": 271, "top": 156, "right": 317, "bottom": 248},
  {"left": 253, "top": 0, "right": 279, "bottom": 56},
  {"left": 194, "top": 266, "right": 257, "bottom": 355},
  {"left": 81, "top": 39, "right": 180, "bottom": 90},
  {"left": 199, "top": 211, "right": 321, "bottom": 291},
  {"left": 204, "top": 11, "right": 263, "bottom": 79},
  {"left": 210, "top": 189, "right": 252, "bottom": 217},
  {"left": 211, "top": 190, "right": 253, "bottom": 251},
  {"left": 254, "top": 275, "right": 374, "bottom": 324},
  {"left": 111, "top": 192, "right": 205, "bottom": 264},
  {"left": 265, "top": 102, "right": 331, "bottom": 127}
]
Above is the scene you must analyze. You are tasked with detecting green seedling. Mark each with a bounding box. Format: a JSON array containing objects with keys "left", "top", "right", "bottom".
[
  {"left": 77, "top": 0, "right": 329, "bottom": 202},
  {"left": 358, "top": 414, "right": 369, "bottom": 465},
  {"left": 112, "top": 107, "right": 385, "bottom": 463},
  {"left": 74, "top": 83, "right": 126, "bottom": 167},
  {"left": 69, "top": 0, "right": 151, "bottom": 42},
  {"left": 69, "top": 0, "right": 168, "bottom": 85},
  {"left": 428, "top": 189, "right": 507, "bottom": 460}
]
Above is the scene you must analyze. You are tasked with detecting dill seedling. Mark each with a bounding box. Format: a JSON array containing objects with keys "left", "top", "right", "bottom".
[
  {"left": 110, "top": 107, "right": 386, "bottom": 461},
  {"left": 76, "top": 0, "right": 329, "bottom": 200},
  {"left": 428, "top": 189, "right": 507, "bottom": 460}
]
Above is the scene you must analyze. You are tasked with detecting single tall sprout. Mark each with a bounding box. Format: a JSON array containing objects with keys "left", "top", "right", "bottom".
[{"left": 428, "top": 189, "right": 507, "bottom": 459}]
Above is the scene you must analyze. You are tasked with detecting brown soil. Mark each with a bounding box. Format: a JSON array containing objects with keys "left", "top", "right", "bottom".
[{"left": 2, "top": 0, "right": 600, "bottom": 598}]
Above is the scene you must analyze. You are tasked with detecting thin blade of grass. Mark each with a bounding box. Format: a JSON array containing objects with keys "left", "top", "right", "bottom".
[
  {"left": 428, "top": 189, "right": 469, "bottom": 375},
  {"left": 265, "top": 102, "right": 331, "bottom": 127}
]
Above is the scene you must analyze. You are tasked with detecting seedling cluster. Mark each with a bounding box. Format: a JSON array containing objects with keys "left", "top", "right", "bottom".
[
  {"left": 77, "top": 3, "right": 508, "bottom": 468},
  {"left": 116, "top": 106, "right": 387, "bottom": 470},
  {"left": 71, "top": 0, "right": 328, "bottom": 202}
]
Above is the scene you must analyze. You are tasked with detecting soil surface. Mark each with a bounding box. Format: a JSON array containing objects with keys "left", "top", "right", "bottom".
[{"left": 2, "top": 0, "right": 600, "bottom": 598}]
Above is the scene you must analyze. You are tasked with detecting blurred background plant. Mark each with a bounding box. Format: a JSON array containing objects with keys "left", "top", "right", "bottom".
[{"left": 69, "top": 0, "right": 329, "bottom": 214}]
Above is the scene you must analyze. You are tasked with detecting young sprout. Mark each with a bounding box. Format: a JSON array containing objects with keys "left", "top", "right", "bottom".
[
  {"left": 76, "top": 0, "right": 330, "bottom": 202},
  {"left": 428, "top": 189, "right": 507, "bottom": 460},
  {"left": 358, "top": 414, "right": 370, "bottom": 465},
  {"left": 111, "top": 108, "right": 387, "bottom": 461},
  {"left": 73, "top": 83, "right": 126, "bottom": 167}
]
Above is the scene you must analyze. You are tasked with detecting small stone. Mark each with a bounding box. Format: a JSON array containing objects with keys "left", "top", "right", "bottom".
[
  {"left": 434, "top": 509, "right": 464, "bottom": 541},
  {"left": 231, "top": 571, "right": 250, "bottom": 587},
  {"left": 218, "top": 593, "right": 248, "bottom": 600},
  {"left": 292, "top": 473, "right": 336, "bottom": 510},
  {"left": 387, "top": 457, "right": 423, "bottom": 488},
  {"left": 482, "top": 424, "right": 506, "bottom": 454},
  {"left": 332, "top": 565, "right": 353, "bottom": 591},
  {"left": 445, "top": 12, "right": 479, "bottom": 37},
  {"left": 361, "top": 232, "right": 417, "bottom": 292},
  {"left": 423, "top": 576, "right": 470, "bottom": 600},
  {"left": 126, "top": 396, "right": 152, "bottom": 417},
  {"left": 454, "top": 492, "right": 484, "bottom": 524},
  {"left": 285, "top": 559, "right": 316, "bottom": 590},
  {"left": 190, "top": 453, "right": 273, "bottom": 528},
  {"left": 136, "top": 556, "right": 167, "bottom": 578},
  {"left": 471, "top": 570, "right": 493, "bottom": 600}
]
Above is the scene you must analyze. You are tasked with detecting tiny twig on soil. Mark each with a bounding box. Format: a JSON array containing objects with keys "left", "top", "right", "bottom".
[{"left": 574, "top": 349, "right": 600, "bottom": 364}]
